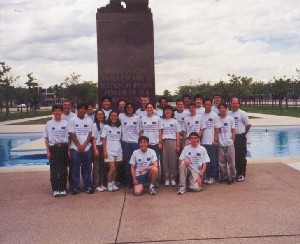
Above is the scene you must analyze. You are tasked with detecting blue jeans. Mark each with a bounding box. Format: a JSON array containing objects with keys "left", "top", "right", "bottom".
[
  {"left": 122, "top": 141, "right": 139, "bottom": 186},
  {"left": 71, "top": 148, "right": 92, "bottom": 190},
  {"left": 203, "top": 145, "right": 218, "bottom": 179}
]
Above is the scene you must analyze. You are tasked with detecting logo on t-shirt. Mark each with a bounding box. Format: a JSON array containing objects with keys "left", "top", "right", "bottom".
[
  {"left": 170, "top": 124, "right": 174, "bottom": 127},
  {"left": 188, "top": 152, "right": 191, "bottom": 155},
  {"left": 124, "top": 122, "right": 127, "bottom": 125},
  {"left": 152, "top": 122, "right": 157, "bottom": 125},
  {"left": 138, "top": 159, "right": 141, "bottom": 162},
  {"left": 208, "top": 118, "right": 213, "bottom": 121},
  {"left": 84, "top": 124, "right": 88, "bottom": 127},
  {"left": 196, "top": 153, "right": 201, "bottom": 156},
  {"left": 117, "top": 131, "right": 121, "bottom": 134},
  {"left": 75, "top": 124, "right": 79, "bottom": 127},
  {"left": 133, "top": 122, "right": 136, "bottom": 125},
  {"left": 147, "top": 157, "right": 151, "bottom": 161},
  {"left": 224, "top": 123, "right": 228, "bottom": 126},
  {"left": 52, "top": 127, "right": 55, "bottom": 130},
  {"left": 195, "top": 121, "right": 199, "bottom": 124},
  {"left": 61, "top": 127, "right": 65, "bottom": 129}
]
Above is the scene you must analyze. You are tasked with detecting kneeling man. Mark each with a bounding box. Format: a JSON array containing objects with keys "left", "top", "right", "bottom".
[
  {"left": 177, "top": 132, "right": 209, "bottom": 195},
  {"left": 130, "top": 136, "right": 159, "bottom": 196}
]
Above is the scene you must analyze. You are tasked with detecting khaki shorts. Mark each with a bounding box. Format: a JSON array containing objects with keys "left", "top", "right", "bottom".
[{"left": 104, "top": 153, "right": 123, "bottom": 163}]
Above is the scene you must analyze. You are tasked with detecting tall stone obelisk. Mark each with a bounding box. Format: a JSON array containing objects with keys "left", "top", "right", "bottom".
[{"left": 96, "top": 0, "right": 155, "bottom": 108}]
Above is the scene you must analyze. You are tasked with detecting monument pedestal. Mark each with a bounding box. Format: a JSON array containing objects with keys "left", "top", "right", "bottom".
[{"left": 96, "top": 11, "right": 155, "bottom": 108}]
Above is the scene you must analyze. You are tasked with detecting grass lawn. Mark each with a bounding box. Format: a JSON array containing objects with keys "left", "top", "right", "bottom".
[
  {"left": 0, "top": 110, "right": 52, "bottom": 122},
  {"left": 242, "top": 106, "right": 300, "bottom": 118},
  {"left": 10, "top": 117, "right": 52, "bottom": 125}
]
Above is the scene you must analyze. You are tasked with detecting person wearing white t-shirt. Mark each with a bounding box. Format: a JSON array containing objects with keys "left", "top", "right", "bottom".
[
  {"left": 140, "top": 103, "right": 162, "bottom": 161},
  {"left": 182, "top": 94, "right": 191, "bottom": 111},
  {"left": 85, "top": 102, "right": 95, "bottom": 123},
  {"left": 101, "top": 95, "right": 112, "bottom": 121},
  {"left": 218, "top": 103, "right": 236, "bottom": 184},
  {"left": 155, "top": 96, "right": 168, "bottom": 118},
  {"left": 121, "top": 102, "right": 141, "bottom": 187},
  {"left": 201, "top": 98, "right": 221, "bottom": 185},
  {"left": 159, "top": 105, "right": 181, "bottom": 186},
  {"left": 44, "top": 104, "right": 69, "bottom": 197},
  {"left": 101, "top": 111, "right": 123, "bottom": 192},
  {"left": 174, "top": 99, "right": 190, "bottom": 151},
  {"left": 92, "top": 109, "right": 107, "bottom": 192},
  {"left": 61, "top": 100, "right": 76, "bottom": 122},
  {"left": 212, "top": 93, "right": 222, "bottom": 115},
  {"left": 130, "top": 136, "right": 158, "bottom": 196},
  {"left": 194, "top": 94, "right": 205, "bottom": 115},
  {"left": 69, "top": 103, "right": 94, "bottom": 195},
  {"left": 177, "top": 132, "right": 209, "bottom": 195},
  {"left": 182, "top": 103, "right": 206, "bottom": 146},
  {"left": 135, "top": 95, "right": 149, "bottom": 118},
  {"left": 228, "top": 97, "right": 251, "bottom": 182},
  {"left": 118, "top": 99, "right": 126, "bottom": 122}
]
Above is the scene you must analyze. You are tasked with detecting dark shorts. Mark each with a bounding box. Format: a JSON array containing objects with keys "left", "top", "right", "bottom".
[{"left": 136, "top": 172, "right": 149, "bottom": 185}]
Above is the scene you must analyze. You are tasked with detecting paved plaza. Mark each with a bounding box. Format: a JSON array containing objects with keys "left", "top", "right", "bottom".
[{"left": 0, "top": 113, "right": 299, "bottom": 243}]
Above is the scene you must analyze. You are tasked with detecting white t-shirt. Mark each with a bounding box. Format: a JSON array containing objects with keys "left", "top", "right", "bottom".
[
  {"left": 155, "top": 109, "right": 163, "bottom": 118},
  {"left": 69, "top": 116, "right": 93, "bottom": 151},
  {"left": 43, "top": 119, "right": 69, "bottom": 146},
  {"left": 228, "top": 109, "right": 250, "bottom": 134},
  {"left": 161, "top": 118, "right": 181, "bottom": 140},
  {"left": 92, "top": 122, "right": 105, "bottom": 146},
  {"left": 201, "top": 111, "right": 221, "bottom": 145},
  {"left": 61, "top": 112, "right": 76, "bottom": 122},
  {"left": 182, "top": 115, "right": 206, "bottom": 137},
  {"left": 130, "top": 148, "right": 157, "bottom": 176},
  {"left": 101, "top": 125, "right": 122, "bottom": 156},
  {"left": 102, "top": 109, "right": 112, "bottom": 121},
  {"left": 218, "top": 115, "right": 235, "bottom": 147},
  {"left": 140, "top": 115, "right": 162, "bottom": 145},
  {"left": 211, "top": 105, "right": 220, "bottom": 115},
  {"left": 119, "top": 112, "right": 126, "bottom": 122},
  {"left": 196, "top": 107, "right": 205, "bottom": 115},
  {"left": 174, "top": 110, "right": 190, "bottom": 134},
  {"left": 121, "top": 115, "right": 141, "bottom": 143},
  {"left": 135, "top": 108, "right": 147, "bottom": 119},
  {"left": 85, "top": 114, "right": 94, "bottom": 123},
  {"left": 179, "top": 145, "right": 210, "bottom": 173}
]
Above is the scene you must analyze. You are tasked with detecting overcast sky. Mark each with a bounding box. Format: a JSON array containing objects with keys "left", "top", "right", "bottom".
[{"left": 1, "top": 0, "right": 300, "bottom": 94}]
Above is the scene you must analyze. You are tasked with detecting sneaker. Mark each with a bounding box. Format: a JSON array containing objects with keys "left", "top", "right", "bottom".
[
  {"left": 148, "top": 186, "right": 156, "bottom": 195},
  {"left": 165, "top": 180, "right": 170, "bottom": 186},
  {"left": 95, "top": 186, "right": 104, "bottom": 192},
  {"left": 203, "top": 178, "right": 209, "bottom": 184},
  {"left": 112, "top": 184, "right": 119, "bottom": 191},
  {"left": 237, "top": 175, "right": 245, "bottom": 182},
  {"left": 177, "top": 186, "right": 186, "bottom": 195},
  {"left": 227, "top": 178, "right": 236, "bottom": 185},
  {"left": 171, "top": 180, "right": 176, "bottom": 186},
  {"left": 59, "top": 190, "right": 67, "bottom": 196},
  {"left": 101, "top": 185, "right": 107, "bottom": 191},
  {"left": 86, "top": 188, "right": 94, "bottom": 194},
  {"left": 189, "top": 186, "right": 202, "bottom": 192},
  {"left": 107, "top": 184, "right": 114, "bottom": 192},
  {"left": 53, "top": 191, "right": 60, "bottom": 197},
  {"left": 71, "top": 189, "right": 79, "bottom": 195},
  {"left": 206, "top": 178, "right": 216, "bottom": 185}
]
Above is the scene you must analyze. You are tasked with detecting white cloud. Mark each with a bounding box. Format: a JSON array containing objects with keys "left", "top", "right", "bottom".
[{"left": 1, "top": 0, "right": 300, "bottom": 95}]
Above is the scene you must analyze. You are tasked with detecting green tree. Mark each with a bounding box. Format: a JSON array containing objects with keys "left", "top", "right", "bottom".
[
  {"left": 25, "top": 73, "right": 39, "bottom": 115},
  {"left": 0, "top": 62, "right": 19, "bottom": 119}
]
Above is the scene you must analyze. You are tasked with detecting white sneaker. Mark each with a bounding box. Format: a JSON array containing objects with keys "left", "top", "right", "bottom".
[
  {"left": 237, "top": 175, "right": 245, "bottom": 182},
  {"left": 59, "top": 190, "right": 67, "bottom": 196},
  {"left": 108, "top": 184, "right": 114, "bottom": 192},
  {"left": 171, "top": 180, "right": 176, "bottom": 186},
  {"left": 148, "top": 186, "right": 156, "bottom": 195},
  {"left": 95, "top": 186, "right": 104, "bottom": 192},
  {"left": 165, "top": 180, "right": 170, "bottom": 186},
  {"left": 53, "top": 191, "right": 60, "bottom": 197},
  {"left": 101, "top": 185, "right": 107, "bottom": 191},
  {"left": 206, "top": 178, "right": 216, "bottom": 185},
  {"left": 112, "top": 184, "right": 119, "bottom": 191},
  {"left": 177, "top": 186, "right": 186, "bottom": 195}
]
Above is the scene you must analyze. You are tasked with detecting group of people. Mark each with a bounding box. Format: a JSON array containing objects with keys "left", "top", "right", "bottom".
[{"left": 44, "top": 93, "right": 251, "bottom": 197}]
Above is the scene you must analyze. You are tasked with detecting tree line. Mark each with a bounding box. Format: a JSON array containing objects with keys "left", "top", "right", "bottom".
[{"left": 1, "top": 61, "right": 299, "bottom": 120}]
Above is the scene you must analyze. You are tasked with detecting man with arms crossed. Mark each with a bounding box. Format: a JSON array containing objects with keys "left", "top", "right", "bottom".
[
  {"left": 130, "top": 136, "right": 159, "bottom": 196},
  {"left": 228, "top": 97, "right": 251, "bottom": 182},
  {"left": 177, "top": 132, "right": 209, "bottom": 195}
]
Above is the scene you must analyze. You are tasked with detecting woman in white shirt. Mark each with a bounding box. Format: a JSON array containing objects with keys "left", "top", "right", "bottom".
[
  {"left": 92, "top": 109, "right": 107, "bottom": 192},
  {"left": 101, "top": 111, "right": 122, "bottom": 192}
]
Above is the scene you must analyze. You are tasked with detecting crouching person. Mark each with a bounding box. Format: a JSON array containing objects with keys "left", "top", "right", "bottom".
[
  {"left": 130, "top": 136, "right": 159, "bottom": 196},
  {"left": 177, "top": 132, "right": 209, "bottom": 195}
]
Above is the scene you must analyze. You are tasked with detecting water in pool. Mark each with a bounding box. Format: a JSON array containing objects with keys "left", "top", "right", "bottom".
[
  {"left": 0, "top": 133, "right": 48, "bottom": 167},
  {"left": 247, "top": 126, "right": 300, "bottom": 158}
]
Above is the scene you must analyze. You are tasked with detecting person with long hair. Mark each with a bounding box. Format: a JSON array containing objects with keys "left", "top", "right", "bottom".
[
  {"left": 101, "top": 110, "right": 122, "bottom": 192},
  {"left": 92, "top": 109, "right": 107, "bottom": 192}
]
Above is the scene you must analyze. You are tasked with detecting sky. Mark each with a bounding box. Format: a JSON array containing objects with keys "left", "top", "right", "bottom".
[{"left": 1, "top": 0, "right": 300, "bottom": 94}]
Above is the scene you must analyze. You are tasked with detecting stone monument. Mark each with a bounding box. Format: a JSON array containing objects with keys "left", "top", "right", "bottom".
[{"left": 96, "top": 0, "right": 155, "bottom": 108}]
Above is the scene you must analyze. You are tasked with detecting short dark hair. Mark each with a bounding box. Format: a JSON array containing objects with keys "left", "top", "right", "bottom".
[
  {"left": 117, "top": 99, "right": 126, "bottom": 105},
  {"left": 52, "top": 104, "right": 63, "bottom": 112},
  {"left": 189, "top": 132, "right": 199, "bottom": 138},
  {"left": 187, "top": 102, "right": 196, "bottom": 108},
  {"left": 159, "top": 96, "right": 168, "bottom": 104},
  {"left": 193, "top": 94, "right": 203, "bottom": 101},
  {"left": 162, "top": 105, "right": 174, "bottom": 118},
  {"left": 86, "top": 102, "right": 94, "bottom": 108},
  {"left": 107, "top": 110, "right": 121, "bottom": 127},
  {"left": 203, "top": 98, "right": 213, "bottom": 104},
  {"left": 124, "top": 102, "right": 135, "bottom": 116},
  {"left": 182, "top": 94, "right": 191, "bottom": 100},
  {"left": 77, "top": 103, "right": 87, "bottom": 110},
  {"left": 214, "top": 93, "right": 222, "bottom": 97},
  {"left": 217, "top": 102, "right": 228, "bottom": 109},
  {"left": 176, "top": 98, "right": 183, "bottom": 104},
  {"left": 101, "top": 95, "right": 112, "bottom": 103},
  {"left": 138, "top": 136, "right": 149, "bottom": 143}
]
